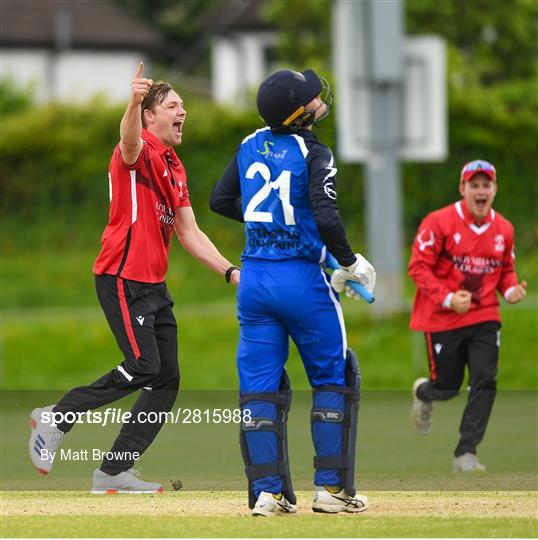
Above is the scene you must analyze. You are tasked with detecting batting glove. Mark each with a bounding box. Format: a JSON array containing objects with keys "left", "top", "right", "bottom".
[{"left": 330, "top": 253, "right": 376, "bottom": 299}]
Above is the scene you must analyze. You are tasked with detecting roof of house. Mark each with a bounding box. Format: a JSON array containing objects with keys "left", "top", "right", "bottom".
[
  {"left": 203, "top": 0, "right": 273, "bottom": 34},
  {"left": 0, "top": 0, "right": 162, "bottom": 50}
]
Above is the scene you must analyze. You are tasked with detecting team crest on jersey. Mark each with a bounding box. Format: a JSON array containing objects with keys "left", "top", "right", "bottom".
[
  {"left": 453, "top": 232, "right": 461, "bottom": 244},
  {"left": 417, "top": 230, "right": 435, "bottom": 252},
  {"left": 494, "top": 234, "right": 505, "bottom": 252}
]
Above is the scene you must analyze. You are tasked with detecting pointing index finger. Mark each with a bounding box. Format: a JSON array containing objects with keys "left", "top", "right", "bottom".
[{"left": 134, "top": 62, "right": 144, "bottom": 79}]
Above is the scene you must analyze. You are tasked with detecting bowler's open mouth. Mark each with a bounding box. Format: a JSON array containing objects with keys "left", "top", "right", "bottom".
[
  {"left": 474, "top": 196, "right": 487, "bottom": 210},
  {"left": 173, "top": 121, "right": 183, "bottom": 135}
]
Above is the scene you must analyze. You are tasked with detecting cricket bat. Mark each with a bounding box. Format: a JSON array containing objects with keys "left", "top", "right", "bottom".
[{"left": 325, "top": 252, "right": 375, "bottom": 304}]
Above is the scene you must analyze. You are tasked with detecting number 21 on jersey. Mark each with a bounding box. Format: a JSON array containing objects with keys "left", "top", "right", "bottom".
[{"left": 244, "top": 162, "right": 296, "bottom": 225}]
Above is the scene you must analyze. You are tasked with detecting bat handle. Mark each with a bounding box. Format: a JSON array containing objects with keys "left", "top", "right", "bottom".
[{"left": 324, "top": 253, "right": 375, "bottom": 304}]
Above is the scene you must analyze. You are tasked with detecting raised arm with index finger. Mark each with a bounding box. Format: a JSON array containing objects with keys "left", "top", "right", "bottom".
[{"left": 120, "top": 62, "right": 153, "bottom": 165}]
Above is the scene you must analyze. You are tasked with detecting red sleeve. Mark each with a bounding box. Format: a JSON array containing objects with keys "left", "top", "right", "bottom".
[
  {"left": 496, "top": 224, "right": 518, "bottom": 297},
  {"left": 176, "top": 162, "right": 191, "bottom": 208},
  {"left": 178, "top": 180, "right": 190, "bottom": 208},
  {"left": 116, "top": 142, "right": 148, "bottom": 171},
  {"left": 408, "top": 213, "right": 451, "bottom": 306}
]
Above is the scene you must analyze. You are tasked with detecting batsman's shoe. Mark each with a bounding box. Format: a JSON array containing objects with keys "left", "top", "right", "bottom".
[
  {"left": 91, "top": 468, "right": 163, "bottom": 494},
  {"left": 453, "top": 453, "right": 486, "bottom": 473},
  {"left": 312, "top": 485, "right": 368, "bottom": 513},
  {"left": 252, "top": 491, "right": 297, "bottom": 516},
  {"left": 411, "top": 377, "right": 433, "bottom": 434},
  {"left": 29, "top": 405, "right": 65, "bottom": 475}
]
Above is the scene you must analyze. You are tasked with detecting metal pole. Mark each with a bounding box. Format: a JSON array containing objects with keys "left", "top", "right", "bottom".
[
  {"left": 365, "top": 90, "right": 404, "bottom": 314},
  {"left": 363, "top": 0, "right": 404, "bottom": 314}
]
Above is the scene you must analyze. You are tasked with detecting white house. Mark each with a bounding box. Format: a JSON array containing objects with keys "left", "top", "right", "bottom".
[
  {"left": 0, "top": 0, "right": 162, "bottom": 103},
  {"left": 207, "top": 1, "right": 277, "bottom": 106}
]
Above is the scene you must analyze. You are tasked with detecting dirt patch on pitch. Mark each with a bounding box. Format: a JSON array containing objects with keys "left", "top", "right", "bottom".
[
  {"left": 2, "top": 491, "right": 536, "bottom": 518},
  {"left": 366, "top": 491, "right": 538, "bottom": 518}
]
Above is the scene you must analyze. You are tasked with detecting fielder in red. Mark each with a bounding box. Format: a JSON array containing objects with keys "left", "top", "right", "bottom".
[
  {"left": 408, "top": 160, "right": 527, "bottom": 472},
  {"left": 28, "top": 63, "right": 240, "bottom": 493}
]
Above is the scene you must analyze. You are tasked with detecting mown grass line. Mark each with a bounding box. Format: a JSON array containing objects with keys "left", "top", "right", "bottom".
[
  {"left": 1, "top": 513, "right": 536, "bottom": 538},
  {"left": 1, "top": 491, "right": 537, "bottom": 538}
]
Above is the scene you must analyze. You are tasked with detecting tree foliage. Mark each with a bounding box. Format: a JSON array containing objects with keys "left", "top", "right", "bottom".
[
  {"left": 261, "top": 0, "right": 538, "bottom": 248},
  {"left": 2, "top": 1, "right": 536, "bottom": 252},
  {"left": 406, "top": 0, "right": 538, "bottom": 84},
  {"left": 262, "top": 0, "right": 538, "bottom": 84}
]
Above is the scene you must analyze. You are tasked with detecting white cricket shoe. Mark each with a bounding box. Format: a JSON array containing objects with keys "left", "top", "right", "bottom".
[
  {"left": 453, "top": 453, "right": 486, "bottom": 472},
  {"left": 29, "top": 405, "right": 65, "bottom": 475},
  {"left": 312, "top": 485, "right": 368, "bottom": 513},
  {"left": 252, "top": 491, "right": 297, "bottom": 516},
  {"left": 411, "top": 377, "right": 433, "bottom": 434},
  {"left": 91, "top": 468, "right": 163, "bottom": 494}
]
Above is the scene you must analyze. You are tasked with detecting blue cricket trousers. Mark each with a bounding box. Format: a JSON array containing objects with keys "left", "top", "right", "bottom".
[{"left": 237, "top": 258, "right": 348, "bottom": 496}]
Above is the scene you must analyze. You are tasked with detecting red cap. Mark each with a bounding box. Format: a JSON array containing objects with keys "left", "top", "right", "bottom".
[{"left": 460, "top": 160, "right": 496, "bottom": 182}]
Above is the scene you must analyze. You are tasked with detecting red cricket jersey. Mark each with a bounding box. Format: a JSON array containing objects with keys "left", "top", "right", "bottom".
[
  {"left": 409, "top": 200, "right": 518, "bottom": 332},
  {"left": 93, "top": 129, "right": 190, "bottom": 283}
]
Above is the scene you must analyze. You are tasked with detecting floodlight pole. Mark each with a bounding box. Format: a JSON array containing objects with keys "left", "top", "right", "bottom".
[
  {"left": 334, "top": 0, "right": 446, "bottom": 314},
  {"left": 365, "top": 92, "right": 404, "bottom": 314},
  {"left": 362, "top": 0, "right": 405, "bottom": 314}
]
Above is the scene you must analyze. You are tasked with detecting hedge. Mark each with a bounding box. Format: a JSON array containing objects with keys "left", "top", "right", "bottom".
[{"left": 1, "top": 80, "right": 536, "bottom": 253}]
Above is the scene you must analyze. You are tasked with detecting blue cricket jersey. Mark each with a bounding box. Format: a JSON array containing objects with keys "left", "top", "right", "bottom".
[
  {"left": 210, "top": 127, "right": 356, "bottom": 268},
  {"left": 236, "top": 127, "right": 325, "bottom": 263}
]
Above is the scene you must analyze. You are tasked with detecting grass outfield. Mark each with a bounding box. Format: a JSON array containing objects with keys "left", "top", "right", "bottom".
[
  {"left": 1, "top": 491, "right": 537, "bottom": 537},
  {"left": 3, "top": 302, "right": 537, "bottom": 390},
  {"left": 2, "top": 248, "right": 537, "bottom": 538},
  {"left": 3, "top": 247, "right": 537, "bottom": 310}
]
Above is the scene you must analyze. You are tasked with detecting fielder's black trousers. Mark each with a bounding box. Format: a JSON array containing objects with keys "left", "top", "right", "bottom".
[
  {"left": 54, "top": 274, "right": 180, "bottom": 474},
  {"left": 416, "top": 321, "right": 500, "bottom": 457}
]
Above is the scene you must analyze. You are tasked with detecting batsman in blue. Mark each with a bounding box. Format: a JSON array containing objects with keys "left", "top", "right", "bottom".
[{"left": 210, "top": 69, "right": 376, "bottom": 516}]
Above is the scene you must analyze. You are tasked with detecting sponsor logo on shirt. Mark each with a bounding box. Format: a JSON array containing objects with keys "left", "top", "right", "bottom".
[
  {"left": 452, "top": 255, "right": 503, "bottom": 274},
  {"left": 247, "top": 227, "right": 302, "bottom": 250},
  {"left": 155, "top": 201, "right": 175, "bottom": 226},
  {"left": 257, "top": 141, "right": 288, "bottom": 160}
]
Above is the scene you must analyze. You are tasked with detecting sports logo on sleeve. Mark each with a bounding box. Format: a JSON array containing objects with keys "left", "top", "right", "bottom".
[
  {"left": 322, "top": 155, "right": 337, "bottom": 200},
  {"left": 416, "top": 230, "right": 435, "bottom": 252},
  {"left": 324, "top": 184, "right": 336, "bottom": 199}
]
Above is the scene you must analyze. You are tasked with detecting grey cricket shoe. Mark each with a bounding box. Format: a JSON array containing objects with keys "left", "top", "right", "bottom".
[
  {"left": 91, "top": 468, "right": 163, "bottom": 494},
  {"left": 29, "top": 405, "right": 65, "bottom": 475},
  {"left": 252, "top": 491, "right": 297, "bottom": 516},
  {"left": 453, "top": 453, "right": 486, "bottom": 472},
  {"left": 312, "top": 485, "right": 368, "bottom": 513},
  {"left": 410, "top": 377, "right": 433, "bottom": 434}
]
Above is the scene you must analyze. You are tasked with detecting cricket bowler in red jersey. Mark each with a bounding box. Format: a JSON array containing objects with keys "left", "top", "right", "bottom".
[
  {"left": 408, "top": 159, "right": 527, "bottom": 472},
  {"left": 28, "top": 63, "right": 241, "bottom": 493}
]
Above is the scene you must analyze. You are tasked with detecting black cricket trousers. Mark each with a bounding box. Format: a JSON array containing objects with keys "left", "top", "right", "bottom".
[
  {"left": 416, "top": 321, "right": 500, "bottom": 457},
  {"left": 54, "top": 274, "right": 180, "bottom": 474}
]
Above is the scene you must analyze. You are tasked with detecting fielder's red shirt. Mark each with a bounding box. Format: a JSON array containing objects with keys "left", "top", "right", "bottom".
[
  {"left": 409, "top": 200, "right": 518, "bottom": 332},
  {"left": 93, "top": 129, "right": 190, "bottom": 283}
]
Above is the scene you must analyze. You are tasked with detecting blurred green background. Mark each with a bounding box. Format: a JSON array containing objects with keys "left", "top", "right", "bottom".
[{"left": 1, "top": 0, "right": 537, "bottom": 393}]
